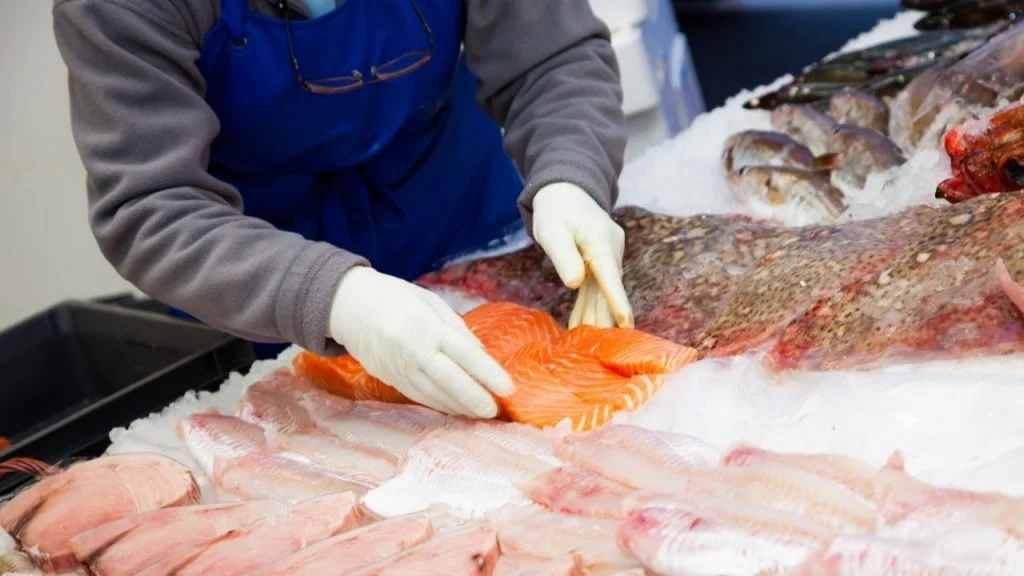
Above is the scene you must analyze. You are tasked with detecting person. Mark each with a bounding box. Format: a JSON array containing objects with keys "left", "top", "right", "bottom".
[{"left": 52, "top": 0, "right": 633, "bottom": 420}]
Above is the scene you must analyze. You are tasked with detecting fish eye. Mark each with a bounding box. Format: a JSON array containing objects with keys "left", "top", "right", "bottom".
[{"left": 1003, "top": 158, "right": 1024, "bottom": 187}]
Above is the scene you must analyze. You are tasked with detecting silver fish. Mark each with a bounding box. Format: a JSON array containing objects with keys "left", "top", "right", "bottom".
[
  {"left": 721, "top": 130, "right": 840, "bottom": 172},
  {"left": 770, "top": 104, "right": 837, "bottom": 156},
  {"left": 829, "top": 124, "right": 908, "bottom": 189},
  {"left": 726, "top": 165, "right": 847, "bottom": 221},
  {"left": 828, "top": 88, "right": 890, "bottom": 135}
]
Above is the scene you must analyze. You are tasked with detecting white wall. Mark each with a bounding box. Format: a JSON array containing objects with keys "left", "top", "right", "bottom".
[{"left": 0, "top": 0, "right": 134, "bottom": 330}]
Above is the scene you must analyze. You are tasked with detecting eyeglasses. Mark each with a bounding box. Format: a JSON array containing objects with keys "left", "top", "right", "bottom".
[{"left": 277, "top": 0, "right": 435, "bottom": 95}]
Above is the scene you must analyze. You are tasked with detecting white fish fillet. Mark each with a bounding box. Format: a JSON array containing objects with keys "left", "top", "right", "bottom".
[
  {"left": 488, "top": 505, "right": 639, "bottom": 572},
  {"left": 304, "top": 400, "right": 448, "bottom": 459},
  {"left": 517, "top": 466, "right": 641, "bottom": 519},
  {"left": 348, "top": 524, "right": 501, "bottom": 575},
  {"left": 554, "top": 424, "right": 721, "bottom": 493},
  {"left": 791, "top": 526, "right": 1024, "bottom": 575},
  {"left": 176, "top": 413, "right": 268, "bottom": 477},
  {"left": 268, "top": 428, "right": 397, "bottom": 481},
  {"left": 618, "top": 505, "right": 831, "bottom": 576},
  {"left": 460, "top": 421, "right": 565, "bottom": 467},
  {"left": 648, "top": 463, "right": 876, "bottom": 533},
  {"left": 250, "top": 513, "right": 435, "bottom": 576},
  {"left": 874, "top": 453, "right": 1024, "bottom": 538},
  {"left": 134, "top": 491, "right": 359, "bottom": 576},
  {"left": 212, "top": 451, "right": 379, "bottom": 503},
  {"left": 237, "top": 385, "right": 316, "bottom": 434},
  {"left": 363, "top": 428, "right": 554, "bottom": 518},
  {"left": 722, "top": 444, "right": 879, "bottom": 507}
]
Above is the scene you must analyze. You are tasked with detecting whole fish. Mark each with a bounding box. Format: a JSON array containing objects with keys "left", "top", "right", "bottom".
[
  {"left": 721, "top": 130, "right": 840, "bottom": 172},
  {"left": 771, "top": 104, "right": 837, "bottom": 156},
  {"left": 828, "top": 88, "right": 890, "bottom": 135},
  {"left": 828, "top": 124, "right": 907, "bottom": 188},
  {"left": 936, "top": 101, "right": 1024, "bottom": 203},
  {"left": 726, "top": 165, "right": 848, "bottom": 222}
]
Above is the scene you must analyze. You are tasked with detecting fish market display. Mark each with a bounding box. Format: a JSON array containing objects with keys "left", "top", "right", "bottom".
[
  {"left": 936, "top": 101, "right": 1024, "bottom": 202},
  {"left": 909, "top": 0, "right": 1024, "bottom": 32},
  {"left": 417, "top": 191, "right": 1024, "bottom": 371},
  {"left": 828, "top": 124, "right": 908, "bottom": 188},
  {"left": 294, "top": 301, "right": 698, "bottom": 431}
]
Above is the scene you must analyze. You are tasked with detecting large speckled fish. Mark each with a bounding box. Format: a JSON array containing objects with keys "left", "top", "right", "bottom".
[
  {"left": 417, "top": 193, "right": 1024, "bottom": 372},
  {"left": 767, "top": 192, "right": 1024, "bottom": 371},
  {"left": 697, "top": 205, "right": 938, "bottom": 357}
]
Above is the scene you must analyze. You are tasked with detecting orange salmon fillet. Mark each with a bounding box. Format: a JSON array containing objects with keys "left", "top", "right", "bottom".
[
  {"left": 557, "top": 325, "right": 698, "bottom": 376},
  {"left": 291, "top": 301, "right": 697, "bottom": 432},
  {"left": 462, "top": 301, "right": 566, "bottom": 364},
  {"left": 293, "top": 352, "right": 410, "bottom": 404}
]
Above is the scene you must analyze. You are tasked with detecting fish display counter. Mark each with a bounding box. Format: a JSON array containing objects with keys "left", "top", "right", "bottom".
[{"left": 5, "top": 3, "right": 1024, "bottom": 575}]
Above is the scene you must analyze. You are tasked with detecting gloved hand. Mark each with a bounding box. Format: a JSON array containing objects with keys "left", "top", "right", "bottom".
[
  {"left": 327, "top": 266, "right": 514, "bottom": 418},
  {"left": 531, "top": 182, "right": 634, "bottom": 329}
]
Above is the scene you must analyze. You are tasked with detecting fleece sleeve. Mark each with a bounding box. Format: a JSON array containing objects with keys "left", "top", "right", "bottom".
[{"left": 463, "top": 0, "right": 629, "bottom": 233}]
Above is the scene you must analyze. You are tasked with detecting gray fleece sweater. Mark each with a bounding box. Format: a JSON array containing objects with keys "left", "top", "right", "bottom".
[{"left": 52, "top": 0, "right": 628, "bottom": 355}]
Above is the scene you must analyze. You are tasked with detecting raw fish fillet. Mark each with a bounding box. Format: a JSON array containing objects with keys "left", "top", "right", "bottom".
[
  {"left": 462, "top": 301, "right": 567, "bottom": 364},
  {"left": 499, "top": 342, "right": 636, "bottom": 431},
  {"left": 237, "top": 382, "right": 316, "bottom": 434},
  {"left": 176, "top": 412, "right": 267, "bottom": 477},
  {"left": 768, "top": 192, "right": 1024, "bottom": 371},
  {"left": 873, "top": 453, "right": 1024, "bottom": 538},
  {"left": 292, "top": 299, "right": 695, "bottom": 430},
  {"left": 212, "top": 451, "right": 378, "bottom": 503},
  {"left": 696, "top": 206, "right": 936, "bottom": 357},
  {"left": 494, "top": 554, "right": 585, "bottom": 576},
  {"left": 722, "top": 444, "right": 879, "bottom": 507},
  {"left": 621, "top": 463, "right": 875, "bottom": 533},
  {"left": 556, "top": 324, "right": 698, "bottom": 376},
  {"left": 792, "top": 526, "right": 1024, "bottom": 575},
  {"left": 362, "top": 428, "right": 553, "bottom": 518},
  {"left": 293, "top": 351, "right": 411, "bottom": 404},
  {"left": 134, "top": 491, "right": 359, "bottom": 576},
  {"left": 459, "top": 421, "right": 564, "bottom": 467},
  {"left": 255, "top": 368, "right": 356, "bottom": 413},
  {"left": 250, "top": 513, "right": 435, "bottom": 576},
  {"left": 519, "top": 466, "right": 641, "bottom": 519},
  {"left": 76, "top": 500, "right": 280, "bottom": 576},
  {"left": 0, "top": 454, "right": 199, "bottom": 572},
  {"left": 618, "top": 505, "right": 832, "bottom": 576},
  {"left": 303, "top": 399, "right": 448, "bottom": 459},
  {"left": 554, "top": 424, "right": 721, "bottom": 492},
  {"left": 348, "top": 524, "right": 501, "bottom": 575},
  {"left": 268, "top": 428, "right": 397, "bottom": 481},
  {"left": 488, "top": 505, "right": 640, "bottom": 572}
]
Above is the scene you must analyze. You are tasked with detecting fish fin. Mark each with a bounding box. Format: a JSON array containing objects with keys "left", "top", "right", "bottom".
[{"left": 811, "top": 152, "right": 843, "bottom": 171}]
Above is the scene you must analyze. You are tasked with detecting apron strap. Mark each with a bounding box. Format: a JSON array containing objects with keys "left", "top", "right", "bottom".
[{"left": 221, "top": 0, "right": 250, "bottom": 43}]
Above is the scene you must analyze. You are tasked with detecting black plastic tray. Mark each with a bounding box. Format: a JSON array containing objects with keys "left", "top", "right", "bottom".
[{"left": 0, "top": 300, "right": 255, "bottom": 495}]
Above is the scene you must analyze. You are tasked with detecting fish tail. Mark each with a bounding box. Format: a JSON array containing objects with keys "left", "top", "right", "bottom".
[{"left": 811, "top": 152, "right": 843, "bottom": 171}]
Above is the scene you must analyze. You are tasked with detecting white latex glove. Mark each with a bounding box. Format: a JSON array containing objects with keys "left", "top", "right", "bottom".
[
  {"left": 327, "top": 266, "right": 514, "bottom": 418},
  {"left": 531, "top": 182, "right": 634, "bottom": 329}
]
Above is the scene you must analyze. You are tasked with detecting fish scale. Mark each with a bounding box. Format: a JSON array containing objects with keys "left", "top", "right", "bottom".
[
  {"left": 768, "top": 192, "right": 1024, "bottom": 371},
  {"left": 697, "top": 205, "right": 938, "bottom": 357}
]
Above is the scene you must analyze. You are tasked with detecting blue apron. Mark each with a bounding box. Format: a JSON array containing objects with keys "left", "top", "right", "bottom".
[{"left": 172, "top": 0, "right": 525, "bottom": 359}]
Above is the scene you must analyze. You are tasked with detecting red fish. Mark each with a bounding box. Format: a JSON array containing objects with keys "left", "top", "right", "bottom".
[{"left": 936, "top": 102, "right": 1024, "bottom": 203}]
